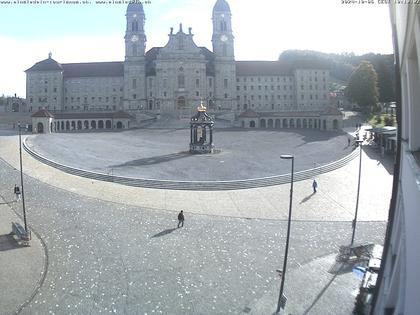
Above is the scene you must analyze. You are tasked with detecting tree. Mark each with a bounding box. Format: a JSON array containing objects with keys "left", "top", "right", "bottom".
[
  {"left": 345, "top": 61, "right": 379, "bottom": 113},
  {"left": 375, "top": 59, "right": 395, "bottom": 102}
]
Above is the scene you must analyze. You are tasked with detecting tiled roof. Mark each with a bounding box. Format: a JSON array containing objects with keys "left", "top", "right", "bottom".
[
  {"left": 266, "top": 111, "right": 321, "bottom": 117},
  {"left": 26, "top": 54, "right": 329, "bottom": 79},
  {"left": 25, "top": 58, "right": 63, "bottom": 72},
  {"left": 238, "top": 109, "right": 259, "bottom": 118},
  {"left": 322, "top": 107, "right": 342, "bottom": 115},
  {"left": 291, "top": 59, "right": 330, "bottom": 70},
  {"left": 239, "top": 111, "right": 341, "bottom": 118},
  {"left": 62, "top": 62, "right": 124, "bottom": 78},
  {"left": 236, "top": 61, "right": 293, "bottom": 76},
  {"left": 32, "top": 111, "right": 133, "bottom": 120},
  {"left": 31, "top": 109, "right": 54, "bottom": 118},
  {"left": 236, "top": 59, "right": 330, "bottom": 76}
]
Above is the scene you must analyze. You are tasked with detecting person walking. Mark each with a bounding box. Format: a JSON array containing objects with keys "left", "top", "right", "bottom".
[
  {"left": 14, "top": 184, "right": 21, "bottom": 201},
  {"left": 177, "top": 210, "right": 185, "bottom": 228},
  {"left": 312, "top": 179, "right": 318, "bottom": 193}
]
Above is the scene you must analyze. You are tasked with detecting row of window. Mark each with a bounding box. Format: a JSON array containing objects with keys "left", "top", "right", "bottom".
[
  {"left": 236, "top": 76, "right": 294, "bottom": 83},
  {"left": 39, "top": 105, "right": 117, "bottom": 111},
  {"left": 28, "top": 87, "right": 59, "bottom": 94},
  {"left": 300, "top": 84, "right": 327, "bottom": 90},
  {"left": 63, "top": 87, "right": 123, "bottom": 93},
  {"left": 239, "top": 103, "right": 327, "bottom": 110},
  {"left": 237, "top": 95, "right": 294, "bottom": 101},
  {"left": 139, "top": 76, "right": 225, "bottom": 90},
  {"left": 131, "top": 91, "right": 229, "bottom": 99},
  {"left": 237, "top": 85, "right": 294, "bottom": 91},
  {"left": 64, "top": 96, "right": 123, "bottom": 103},
  {"left": 238, "top": 103, "right": 299, "bottom": 110},
  {"left": 300, "top": 94, "right": 327, "bottom": 100},
  {"left": 236, "top": 72, "right": 327, "bottom": 83},
  {"left": 300, "top": 76, "right": 326, "bottom": 82}
]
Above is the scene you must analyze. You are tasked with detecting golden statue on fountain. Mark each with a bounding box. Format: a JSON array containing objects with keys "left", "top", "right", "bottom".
[{"left": 197, "top": 99, "right": 207, "bottom": 112}]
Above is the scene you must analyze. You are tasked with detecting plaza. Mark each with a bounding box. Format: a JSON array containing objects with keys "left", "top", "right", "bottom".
[
  {"left": 24, "top": 128, "right": 353, "bottom": 181},
  {"left": 0, "top": 117, "right": 393, "bottom": 314}
]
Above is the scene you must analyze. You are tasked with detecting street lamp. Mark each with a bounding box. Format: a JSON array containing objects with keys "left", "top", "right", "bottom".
[
  {"left": 17, "top": 122, "right": 28, "bottom": 232},
  {"left": 276, "top": 154, "right": 294, "bottom": 313},
  {"left": 350, "top": 140, "right": 364, "bottom": 246}
]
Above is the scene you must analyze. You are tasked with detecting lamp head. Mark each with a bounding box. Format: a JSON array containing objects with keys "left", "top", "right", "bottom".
[{"left": 280, "top": 154, "right": 294, "bottom": 160}]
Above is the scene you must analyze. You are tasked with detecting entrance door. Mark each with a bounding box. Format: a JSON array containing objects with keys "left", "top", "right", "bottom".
[
  {"left": 177, "top": 96, "right": 187, "bottom": 109},
  {"left": 37, "top": 122, "right": 44, "bottom": 133}
]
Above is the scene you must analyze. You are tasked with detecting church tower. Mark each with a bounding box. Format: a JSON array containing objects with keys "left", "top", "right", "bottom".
[
  {"left": 123, "top": 3, "right": 147, "bottom": 111},
  {"left": 212, "top": 0, "right": 236, "bottom": 111},
  {"left": 212, "top": 0, "right": 234, "bottom": 60}
]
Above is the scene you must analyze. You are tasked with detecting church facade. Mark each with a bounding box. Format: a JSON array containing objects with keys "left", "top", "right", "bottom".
[{"left": 25, "top": 0, "right": 342, "bottom": 130}]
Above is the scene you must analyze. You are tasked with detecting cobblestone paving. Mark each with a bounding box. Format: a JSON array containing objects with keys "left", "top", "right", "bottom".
[{"left": 0, "top": 159, "right": 386, "bottom": 315}]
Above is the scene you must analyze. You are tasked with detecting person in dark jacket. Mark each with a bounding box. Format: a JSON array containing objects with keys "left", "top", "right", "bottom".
[
  {"left": 312, "top": 179, "right": 318, "bottom": 193},
  {"left": 177, "top": 210, "right": 185, "bottom": 228},
  {"left": 14, "top": 184, "right": 21, "bottom": 201}
]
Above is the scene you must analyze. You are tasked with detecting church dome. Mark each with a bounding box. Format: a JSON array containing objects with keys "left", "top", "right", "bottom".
[
  {"left": 127, "top": 2, "right": 144, "bottom": 12},
  {"left": 213, "top": 0, "right": 231, "bottom": 12}
]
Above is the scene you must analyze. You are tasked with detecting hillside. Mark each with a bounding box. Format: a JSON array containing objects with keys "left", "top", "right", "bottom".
[{"left": 279, "top": 50, "right": 395, "bottom": 103}]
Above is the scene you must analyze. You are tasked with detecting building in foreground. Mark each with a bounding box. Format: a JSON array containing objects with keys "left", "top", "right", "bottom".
[
  {"left": 372, "top": 4, "right": 420, "bottom": 314},
  {"left": 25, "top": 0, "right": 341, "bottom": 132}
]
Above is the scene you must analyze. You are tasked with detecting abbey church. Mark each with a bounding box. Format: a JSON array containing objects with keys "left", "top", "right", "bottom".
[{"left": 26, "top": 0, "right": 342, "bottom": 131}]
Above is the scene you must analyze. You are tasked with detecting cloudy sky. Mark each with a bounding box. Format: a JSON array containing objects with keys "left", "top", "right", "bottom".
[{"left": 0, "top": 0, "right": 393, "bottom": 98}]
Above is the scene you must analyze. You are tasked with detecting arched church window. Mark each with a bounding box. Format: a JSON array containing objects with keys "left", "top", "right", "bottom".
[
  {"left": 222, "top": 44, "right": 227, "bottom": 56},
  {"left": 132, "top": 45, "right": 137, "bottom": 56}
]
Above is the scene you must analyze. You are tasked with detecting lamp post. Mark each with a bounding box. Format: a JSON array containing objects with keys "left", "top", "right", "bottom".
[
  {"left": 276, "top": 154, "right": 294, "bottom": 313},
  {"left": 350, "top": 140, "right": 364, "bottom": 246},
  {"left": 17, "top": 122, "right": 28, "bottom": 232}
]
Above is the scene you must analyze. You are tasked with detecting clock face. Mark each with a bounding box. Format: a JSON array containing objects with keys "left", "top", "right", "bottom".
[
  {"left": 131, "top": 35, "right": 139, "bottom": 42},
  {"left": 220, "top": 35, "right": 228, "bottom": 42},
  {"left": 133, "top": 14, "right": 137, "bottom": 18},
  {"left": 220, "top": 13, "right": 225, "bottom": 18}
]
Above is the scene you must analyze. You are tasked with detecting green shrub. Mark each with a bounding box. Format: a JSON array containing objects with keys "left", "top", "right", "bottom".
[{"left": 384, "top": 116, "right": 394, "bottom": 126}]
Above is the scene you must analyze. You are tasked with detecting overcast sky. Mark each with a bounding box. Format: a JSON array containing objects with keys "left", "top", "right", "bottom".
[{"left": 0, "top": 0, "right": 393, "bottom": 98}]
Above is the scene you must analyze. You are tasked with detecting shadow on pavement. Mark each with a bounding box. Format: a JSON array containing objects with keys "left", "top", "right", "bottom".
[
  {"left": 112, "top": 152, "right": 192, "bottom": 168},
  {"left": 151, "top": 228, "right": 177, "bottom": 238},
  {"left": 302, "top": 261, "right": 348, "bottom": 315},
  {"left": 328, "top": 259, "right": 360, "bottom": 275},
  {"left": 0, "top": 234, "right": 24, "bottom": 251},
  {"left": 363, "top": 146, "right": 395, "bottom": 175},
  {"left": 300, "top": 193, "right": 316, "bottom": 204},
  {"left": 0, "top": 200, "right": 17, "bottom": 206}
]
